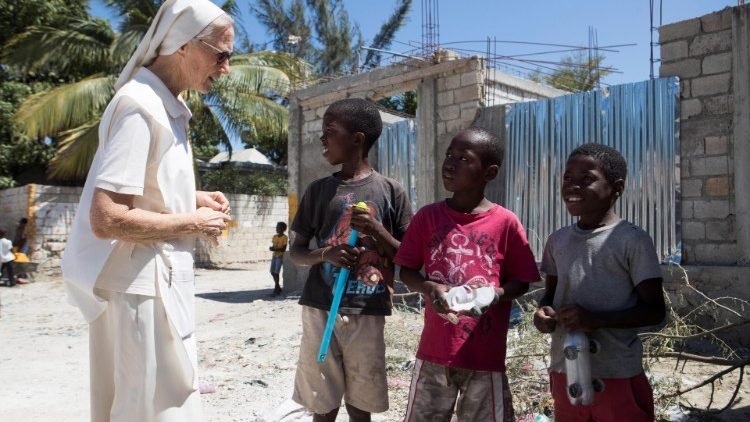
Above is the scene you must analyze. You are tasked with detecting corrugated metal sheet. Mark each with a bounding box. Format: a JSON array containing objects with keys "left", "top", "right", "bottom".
[
  {"left": 504, "top": 77, "right": 680, "bottom": 262},
  {"left": 376, "top": 119, "right": 418, "bottom": 211}
]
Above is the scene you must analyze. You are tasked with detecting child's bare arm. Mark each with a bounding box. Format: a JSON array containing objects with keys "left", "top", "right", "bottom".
[
  {"left": 538, "top": 275, "right": 557, "bottom": 307},
  {"left": 289, "top": 233, "right": 361, "bottom": 268},
  {"left": 350, "top": 207, "right": 400, "bottom": 260},
  {"left": 400, "top": 266, "right": 450, "bottom": 313},
  {"left": 495, "top": 280, "right": 530, "bottom": 302},
  {"left": 558, "top": 278, "right": 666, "bottom": 332},
  {"left": 534, "top": 275, "right": 558, "bottom": 333}
]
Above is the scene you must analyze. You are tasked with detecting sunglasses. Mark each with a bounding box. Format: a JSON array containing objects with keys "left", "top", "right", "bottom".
[{"left": 198, "top": 39, "right": 233, "bottom": 64}]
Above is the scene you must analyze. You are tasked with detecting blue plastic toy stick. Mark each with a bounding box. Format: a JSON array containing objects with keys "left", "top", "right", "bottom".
[{"left": 317, "top": 229, "right": 359, "bottom": 363}]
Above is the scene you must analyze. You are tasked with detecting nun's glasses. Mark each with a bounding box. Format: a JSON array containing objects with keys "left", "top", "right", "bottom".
[{"left": 198, "top": 39, "right": 233, "bottom": 64}]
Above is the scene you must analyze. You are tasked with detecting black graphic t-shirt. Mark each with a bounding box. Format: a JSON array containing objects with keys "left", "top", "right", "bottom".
[{"left": 292, "top": 171, "right": 412, "bottom": 315}]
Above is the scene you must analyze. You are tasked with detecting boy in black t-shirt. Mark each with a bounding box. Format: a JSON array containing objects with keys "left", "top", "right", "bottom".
[{"left": 290, "top": 98, "right": 412, "bottom": 421}]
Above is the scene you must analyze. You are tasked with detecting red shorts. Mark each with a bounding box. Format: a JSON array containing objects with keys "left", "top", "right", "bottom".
[{"left": 550, "top": 371, "right": 654, "bottom": 422}]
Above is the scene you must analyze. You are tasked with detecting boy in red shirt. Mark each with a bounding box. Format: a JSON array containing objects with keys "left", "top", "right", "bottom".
[{"left": 395, "top": 127, "right": 540, "bottom": 421}]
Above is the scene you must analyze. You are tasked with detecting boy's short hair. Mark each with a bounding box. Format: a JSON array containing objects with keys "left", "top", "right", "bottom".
[
  {"left": 277, "top": 221, "right": 288, "bottom": 231},
  {"left": 466, "top": 127, "right": 504, "bottom": 167},
  {"left": 568, "top": 143, "right": 628, "bottom": 184},
  {"left": 0, "top": 229, "right": 5, "bottom": 237},
  {"left": 19, "top": 218, "right": 28, "bottom": 224},
  {"left": 324, "top": 98, "right": 383, "bottom": 150}
]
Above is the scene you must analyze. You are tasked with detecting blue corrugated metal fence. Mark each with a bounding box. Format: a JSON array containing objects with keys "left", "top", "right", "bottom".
[{"left": 504, "top": 77, "right": 680, "bottom": 261}]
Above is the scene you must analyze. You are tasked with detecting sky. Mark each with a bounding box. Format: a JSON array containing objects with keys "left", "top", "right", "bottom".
[{"left": 89, "top": 0, "right": 736, "bottom": 86}]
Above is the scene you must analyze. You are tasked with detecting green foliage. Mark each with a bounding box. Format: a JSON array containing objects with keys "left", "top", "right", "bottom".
[
  {"left": 0, "top": 0, "right": 88, "bottom": 48},
  {"left": 200, "top": 164, "right": 287, "bottom": 196},
  {"left": 2, "top": 0, "right": 306, "bottom": 181},
  {"left": 0, "top": 70, "right": 55, "bottom": 187},
  {"left": 530, "top": 53, "right": 612, "bottom": 92},
  {"left": 252, "top": 0, "right": 412, "bottom": 75},
  {"left": 378, "top": 90, "right": 417, "bottom": 116},
  {"left": 190, "top": 106, "right": 225, "bottom": 162},
  {"left": 361, "top": 0, "right": 412, "bottom": 70},
  {"left": 0, "top": 0, "right": 97, "bottom": 186},
  {"left": 2, "top": 18, "right": 116, "bottom": 79}
]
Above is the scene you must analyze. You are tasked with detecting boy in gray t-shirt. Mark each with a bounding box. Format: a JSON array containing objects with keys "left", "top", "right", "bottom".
[{"left": 534, "top": 143, "right": 665, "bottom": 422}]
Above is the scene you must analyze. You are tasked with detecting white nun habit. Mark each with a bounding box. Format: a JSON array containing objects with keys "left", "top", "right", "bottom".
[{"left": 61, "top": 1, "right": 226, "bottom": 421}]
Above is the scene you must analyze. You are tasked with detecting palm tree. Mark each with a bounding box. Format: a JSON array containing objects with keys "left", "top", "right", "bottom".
[
  {"left": 252, "top": 0, "right": 413, "bottom": 75},
  {"left": 2, "top": 0, "right": 308, "bottom": 180}
]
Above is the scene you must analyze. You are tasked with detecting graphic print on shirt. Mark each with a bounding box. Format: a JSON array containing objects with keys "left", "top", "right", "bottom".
[
  {"left": 427, "top": 223, "right": 499, "bottom": 287},
  {"left": 320, "top": 194, "right": 390, "bottom": 296}
]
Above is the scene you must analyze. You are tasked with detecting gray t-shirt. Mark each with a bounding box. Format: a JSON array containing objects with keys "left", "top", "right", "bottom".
[{"left": 540, "top": 220, "right": 662, "bottom": 378}]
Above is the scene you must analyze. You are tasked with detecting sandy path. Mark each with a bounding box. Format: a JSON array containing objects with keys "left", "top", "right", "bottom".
[
  {"left": 0, "top": 266, "right": 313, "bottom": 421},
  {"left": 2, "top": 267, "right": 747, "bottom": 421}
]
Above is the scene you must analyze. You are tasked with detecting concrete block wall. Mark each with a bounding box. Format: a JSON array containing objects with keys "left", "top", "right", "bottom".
[
  {"left": 288, "top": 57, "right": 488, "bottom": 213},
  {"left": 0, "top": 186, "right": 28, "bottom": 235},
  {"left": 285, "top": 57, "right": 565, "bottom": 291},
  {"left": 0, "top": 184, "right": 82, "bottom": 270},
  {"left": 0, "top": 185, "right": 287, "bottom": 271},
  {"left": 659, "top": 7, "right": 738, "bottom": 265},
  {"left": 194, "top": 194, "right": 288, "bottom": 267}
]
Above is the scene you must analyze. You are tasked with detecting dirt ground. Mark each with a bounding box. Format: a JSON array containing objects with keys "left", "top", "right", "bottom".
[{"left": 0, "top": 265, "right": 748, "bottom": 421}]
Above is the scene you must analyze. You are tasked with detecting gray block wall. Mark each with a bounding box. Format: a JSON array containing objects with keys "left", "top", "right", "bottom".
[
  {"left": 659, "top": 6, "right": 749, "bottom": 265},
  {"left": 0, "top": 184, "right": 287, "bottom": 271}
]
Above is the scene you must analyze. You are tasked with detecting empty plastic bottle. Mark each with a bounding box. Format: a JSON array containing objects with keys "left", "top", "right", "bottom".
[{"left": 563, "top": 331, "right": 595, "bottom": 405}]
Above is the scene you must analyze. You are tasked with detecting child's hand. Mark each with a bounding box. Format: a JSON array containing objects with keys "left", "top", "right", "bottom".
[
  {"left": 558, "top": 305, "right": 596, "bottom": 332},
  {"left": 323, "top": 244, "right": 365, "bottom": 269},
  {"left": 421, "top": 280, "right": 450, "bottom": 314},
  {"left": 533, "top": 306, "right": 557, "bottom": 333},
  {"left": 350, "top": 206, "right": 383, "bottom": 238}
]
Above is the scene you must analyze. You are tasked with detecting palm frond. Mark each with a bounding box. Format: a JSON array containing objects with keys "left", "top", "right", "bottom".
[
  {"left": 210, "top": 91, "right": 288, "bottom": 142},
  {"left": 104, "top": 0, "right": 159, "bottom": 31},
  {"left": 47, "top": 120, "right": 100, "bottom": 180},
  {"left": 363, "top": 0, "right": 412, "bottom": 68},
  {"left": 14, "top": 75, "right": 115, "bottom": 139},
  {"left": 230, "top": 52, "right": 311, "bottom": 84},
  {"left": 221, "top": 0, "right": 241, "bottom": 17},
  {"left": 1, "top": 18, "right": 115, "bottom": 75},
  {"left": 104, "top": 0, "right": 157, "bottom": 65},
  {"left": 216, "top": 64, "right": 292, "bottom": 98}
]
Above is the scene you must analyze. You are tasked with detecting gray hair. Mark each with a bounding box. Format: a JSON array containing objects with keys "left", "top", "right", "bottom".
[{"left": 194, "top": 13, "right": 234, "bottom": 42}]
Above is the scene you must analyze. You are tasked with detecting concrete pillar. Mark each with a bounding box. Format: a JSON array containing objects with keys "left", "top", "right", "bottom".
[
  {"left": 284, "top": 98, "right": 308, "bottom": 292},
  {"left": 287, "top": 98, "right": 302, "bottom": 223},
  {"left": 416, "top": 78, "right": 438, "bottom": 208},
  {"left": 731, "top": 7, "right": 750, "bottom": 264}
]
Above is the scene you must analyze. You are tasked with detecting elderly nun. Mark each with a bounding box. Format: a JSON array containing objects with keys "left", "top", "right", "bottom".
[{"left": 62, "top": 1, "right": 234, "bottom": 420}]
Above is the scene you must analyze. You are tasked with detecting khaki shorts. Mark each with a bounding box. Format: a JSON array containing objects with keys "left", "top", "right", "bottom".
[
  {"left": 404, "top": 359, "right": 514, "bottom": 422},
  {"left": 292, "top": 305, "right": 388, "bottom": 414}
]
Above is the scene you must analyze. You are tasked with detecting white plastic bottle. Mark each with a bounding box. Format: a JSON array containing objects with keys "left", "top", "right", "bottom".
[{"left": 563, "top": 331, "right": 594, "bottom": 405}]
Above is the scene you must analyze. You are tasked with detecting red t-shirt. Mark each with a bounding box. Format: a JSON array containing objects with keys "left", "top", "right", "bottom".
[{"left": 394, "top": 201, "right": 540, "bottom": 372}]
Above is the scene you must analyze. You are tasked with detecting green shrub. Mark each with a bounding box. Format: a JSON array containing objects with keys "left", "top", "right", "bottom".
[{"left": 199, "top": 164, "right": 287, "bottom": 196}]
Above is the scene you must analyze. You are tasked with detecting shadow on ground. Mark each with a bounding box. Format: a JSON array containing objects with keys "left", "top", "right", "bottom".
[
  {"left": 196, "top": 289, "right": 287, "bottom": 304},
  {"left": 687, "top": 404, "right": 750, "bottom": 421}
]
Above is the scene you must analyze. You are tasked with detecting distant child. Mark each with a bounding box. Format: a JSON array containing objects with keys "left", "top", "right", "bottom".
[
  {"left": 289, "top": 98, "right": 413, "bottom": 421},
  {"left": 0, "top": 229, "right": 16, "bottom": 287},
  {"left": 534, "top": 143, "right": 665, "bottom": 422},
  {"left": 394, "top": 127, "right": 540, "bottom": 421},
  {"left": 269, "top": 221, "right": 288, "bottom": 295},
  {"left": 14, "top": 217, "right": 29, "bottom": 254}
]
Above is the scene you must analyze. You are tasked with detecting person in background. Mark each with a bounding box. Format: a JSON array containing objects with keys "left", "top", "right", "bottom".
[
  {"left": 0, "top": 229, "right": 16, "bottom": 287},
  {"left": 13, "top": 217, "right": 28, "bottom": 254},
  {"left": 270, "top": 221, "right": 288, "bottom": 295}
]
